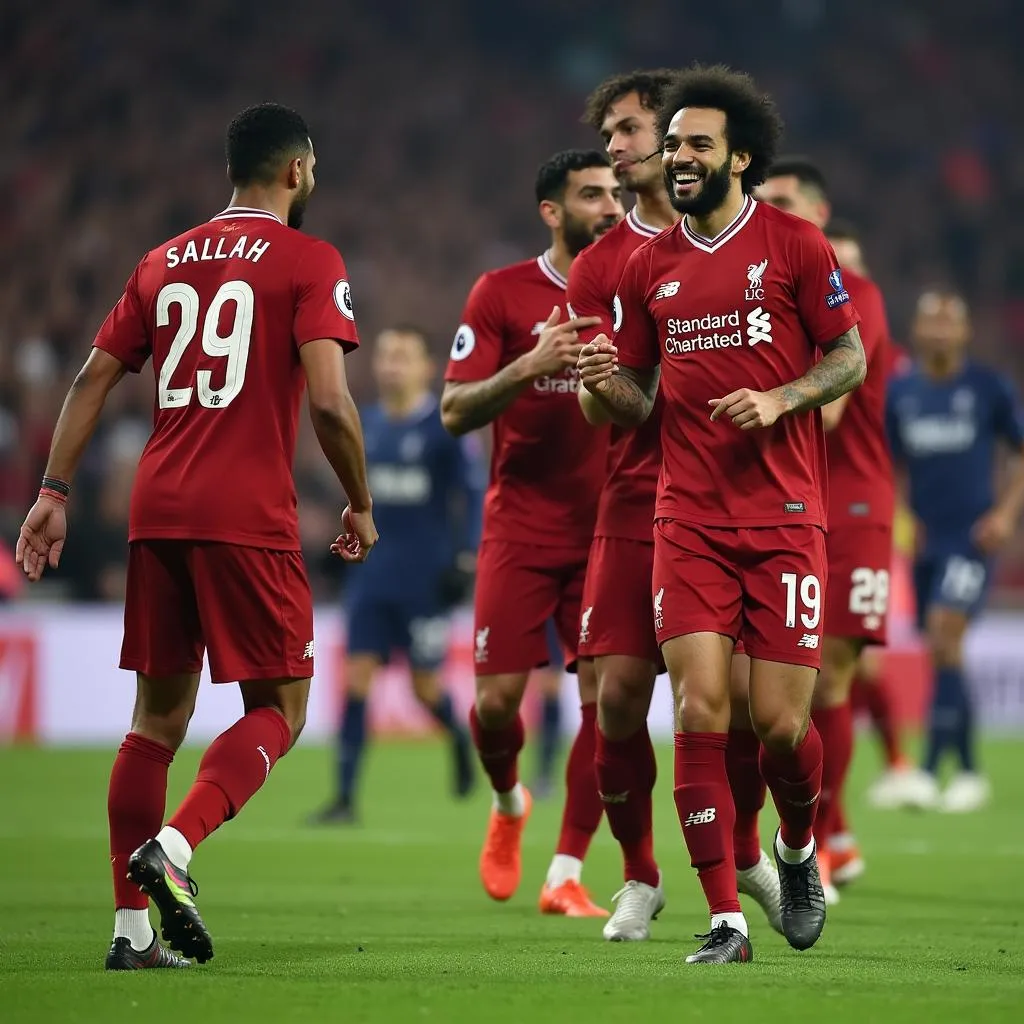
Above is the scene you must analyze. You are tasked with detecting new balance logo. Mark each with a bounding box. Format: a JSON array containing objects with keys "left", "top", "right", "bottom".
[
  {"left": 797, "top": 633, "right": 820, "bottom": 649},
  {"left": 746, "top": 306, "right": 772, "bottom": 345},
  {"left": 684, "top": 807, "right": 717, "bottom": 826},
  {"left": 654, "top": 280, "right": 680, "bottom": 301},
  {"left": 303, "top": 641, "right": 315, "bottom": 659}
]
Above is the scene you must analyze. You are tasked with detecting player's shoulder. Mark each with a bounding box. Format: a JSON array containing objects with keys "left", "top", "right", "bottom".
[
  {"left": 477, "top": 256, "right": 548, "bottom": 290},
  {"left": 754, "top": 201, "right": 825, "bottom": 245},
  {"left": 965, "top": 360, "right": 1011, "bottom": 393}
]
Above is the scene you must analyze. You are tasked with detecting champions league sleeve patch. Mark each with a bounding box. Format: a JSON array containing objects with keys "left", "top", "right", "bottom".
[{"left": 825, "top": 268, "right": 850, "bottom": 309}]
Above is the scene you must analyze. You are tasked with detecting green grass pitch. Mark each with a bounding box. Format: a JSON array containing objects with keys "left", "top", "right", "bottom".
[{"left": 1, "top": 736, "right": 1022, "bottom": 1022}]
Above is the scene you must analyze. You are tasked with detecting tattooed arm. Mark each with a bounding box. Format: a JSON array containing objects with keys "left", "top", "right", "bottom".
[
  {"left": 579, "top": 352, "right": 660, "bottom": 429},
  {"left": 710, "top": 327, "right": 866, "bottom": 430},
  {"left": 440, "top": 362, "right": 535, "bottom": 436},
  {"left": 772, "top": 326, "right": 866, "bottom": 415}
]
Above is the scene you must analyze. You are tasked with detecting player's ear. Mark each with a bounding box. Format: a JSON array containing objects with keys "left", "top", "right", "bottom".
[
  {"left": 286, "top": 156, "right": 302, "bottom": 190},
  {"left": 538, "top": 199, "right": 562, "bottom": 231},
  {"left": 731, "top": 150, "right": 751, "bottom": 177}
]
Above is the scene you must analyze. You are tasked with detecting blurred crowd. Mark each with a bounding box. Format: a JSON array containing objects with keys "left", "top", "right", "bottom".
[{"left": 2, "top": 0, "right": 1023, "bottom": 601}]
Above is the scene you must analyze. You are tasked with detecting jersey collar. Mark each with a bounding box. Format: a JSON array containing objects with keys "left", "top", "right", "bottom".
[
  {"left": 210, "top": 206, "right": 284, "bottom": 225},
  {"left": 681, "top": 195, "right": 757, "bottom": 253},
  {"left": 626, "top": 208, "right": 662, "bottom": 238},
  {"left": 537, "top": 251, "right": 568, "bottom": 290}
]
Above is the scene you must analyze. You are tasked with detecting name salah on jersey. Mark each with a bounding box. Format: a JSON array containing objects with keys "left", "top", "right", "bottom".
[{"left": 166, "top": 235, "right": 271, "bottom": 268}]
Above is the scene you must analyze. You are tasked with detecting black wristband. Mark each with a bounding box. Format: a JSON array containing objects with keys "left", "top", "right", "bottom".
[{"left": 41, "top": 476, "right": 71, "bottom": 497}]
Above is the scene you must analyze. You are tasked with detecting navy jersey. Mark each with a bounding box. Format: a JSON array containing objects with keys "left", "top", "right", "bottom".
[
  {"left": 347, "top": 396, "right": 484, "bottom": 598},
  {"left": 886, "top": 361, "right": 1024, "bottom": 552}
]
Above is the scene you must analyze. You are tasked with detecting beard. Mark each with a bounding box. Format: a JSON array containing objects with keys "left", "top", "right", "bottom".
[
  {"left": 665, "top": 156, "right": 733, "bottom": 217},
  {"left": 563, "top": 212, "right": 619, "bottom": 256},
  {"left": 287, "top": 180, "right": 312, "bottom": 229}
]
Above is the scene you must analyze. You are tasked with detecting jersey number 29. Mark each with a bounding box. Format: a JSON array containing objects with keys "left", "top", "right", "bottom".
[{"left": 156, "top": 280, "right": 254, "bottom": 410}]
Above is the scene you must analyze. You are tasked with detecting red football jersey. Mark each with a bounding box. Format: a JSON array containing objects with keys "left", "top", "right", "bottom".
[
  {"left": 567, "top": 210, "right": 663, "bottom": 541},
  {"left": 445, "top": 253, "right": 608, "bottom": 548},
  {"left": 825, "top": 270, "right": 895, "bottom": 529},
  {"left": 614, "top": 198, "right": 860, "bottom": 529},
  {"left": 93, "top": 206, "right": 359, "bottom": 550}
]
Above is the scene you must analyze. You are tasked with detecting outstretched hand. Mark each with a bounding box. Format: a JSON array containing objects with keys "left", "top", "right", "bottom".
[{"left": 15, "top": 498, "right": 67, "bottom": 582}]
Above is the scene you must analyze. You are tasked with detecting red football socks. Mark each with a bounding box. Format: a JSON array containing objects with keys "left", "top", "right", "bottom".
[
  {"left": 855, "top": 676, "right": 903, "bottom": 767},
  {"left": 760, "top": 721, "right": 823, "bottom": 851},
  {"left": 555, "top": 703, "right": 605, "bottom": 860},
  {"left": 469, "top": 707, "right": 524, "bottom": 795},
  {"left": 595, "top": 722, "right": 659, "bottom": 887},
  {"left": 673, "top": 732, "right": 740, "bottom": 915},
  {"left": 168, "top": 707, "right": 292, "bottom": 851},
  {"left": 726, "top": 727, "right": 766, "bottom": 871},
  {"left": 108, "top": 732, "right": 175, "bottom": 909},
  {"left": 811, "top": 702, "right": 854, "bottom": 848}
]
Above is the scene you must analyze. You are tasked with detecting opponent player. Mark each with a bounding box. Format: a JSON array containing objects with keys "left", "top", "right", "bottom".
[
  {"left": 16, "top": 104, "right": 377, "bottom": 968},
  {"left": 441, "top": 149, "right": 622, "bottom": 916},
  {"left": 578, "top": 65, "right": 866, "bottom": 963},
  {"left": 570, "top": 68, "right": 780, "bottom": 942},
  {"left": 310, "top": 325, "right": 481, "bottom": 825},
  {"left": 885, "top": 289, "right": 1024, "bottom": 811},
  {"left": 758, "top": 159, "right": 894, "bottom": 904}
]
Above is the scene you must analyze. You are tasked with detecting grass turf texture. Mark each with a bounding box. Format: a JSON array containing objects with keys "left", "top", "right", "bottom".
[{"left": 1, "top": 737, "right": 1022, "bottom": 1023}]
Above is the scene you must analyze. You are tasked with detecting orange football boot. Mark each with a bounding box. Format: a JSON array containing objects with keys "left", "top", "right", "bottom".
[
  {"left": 829, "top": 841, "right": 866, "bottom": 887},
  {"left": 538, "top": 879, "right": 610, "bottom": 918},
  {"left": 479, "top": 789, "right": 533, "bottom": 901}
]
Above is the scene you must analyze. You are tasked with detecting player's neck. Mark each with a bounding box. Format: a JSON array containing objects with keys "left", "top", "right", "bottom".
[
  {"left": 633, "top": 189, "right": 679, "bottom": 231},
  {"left": 545, "top": 241, "right": 574, "bottom": 282},
  {"left": 921, "top": 353, "right": 967, "bottom": 380},
  {"left": 684, "top": 186, "right": 747, "bottom": 241},
  {"left": 226, "top": 188, "right": 289, "bottom": 226}
]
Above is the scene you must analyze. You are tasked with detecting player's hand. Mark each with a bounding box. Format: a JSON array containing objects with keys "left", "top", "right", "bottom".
[
  {"left": 708, "top": 388, "right": 786, "bottom": 430},
  {"left": 15, "top": 498, "right": 67, "bottom": 582},
  {"left": 525, "top": 305, "right": 601, "bottom": 378},
  {"left": 331, "top": 506, "right": 378, "bottom": 563},
  {"left": 972, "top": 506, "right": 1014, "bottom": 554},
  {"left": 577, "top": 334, "right": 619, "bottom": 393}
]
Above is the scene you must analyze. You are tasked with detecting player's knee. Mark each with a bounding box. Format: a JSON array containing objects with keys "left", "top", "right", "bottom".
[
  {"left": 598, "top": 674, "right": 649, "bottom": 738},
  {"left": 475, "top": 686, "right": 518, "bottom": 727},
  {"left": 132, "top": 709, "right": 191, "bottom": 752},
  {"left": 411, "top": 671, "right": 440, "bottom": 705},
  {"left": 754, "top": 709, "right": 808, "bottom": 754},
  {"left": 675, "top": 687, "right": 730, "bottom": 734}
]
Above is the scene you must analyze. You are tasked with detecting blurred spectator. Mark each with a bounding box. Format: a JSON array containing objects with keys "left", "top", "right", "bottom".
[{"left": 2, "top": 0, "right": 1023, "bottom": 597}]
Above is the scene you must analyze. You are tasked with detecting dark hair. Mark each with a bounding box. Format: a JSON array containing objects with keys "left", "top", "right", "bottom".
[
  {"left": 379, "top": 323, "right": 431, "bottom": 351},
  {"left": 535, "top": 149, "right": 611, "bottom": 204},
  {"left": 656, "top": 64, "right": 784, "bottom": 193},
  {"left": 582, "top": 69, "right": 681, "bottom": 130},
  {"left": 767, "top": 155, "right": 829, "bottom": 200},
  {"left": 824, "top": 217, "right": 860, "bottom": 243},
  {"left": 226, "top": 103, "right": 312, "bottom": 186}
]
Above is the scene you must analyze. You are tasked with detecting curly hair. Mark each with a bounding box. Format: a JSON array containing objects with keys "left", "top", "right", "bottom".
[
  {"left": 582, "top": 69, "right": 681, "bottom": 130},
  {"left": 656, "top": 64, "right": 784, "bottom": 193}
]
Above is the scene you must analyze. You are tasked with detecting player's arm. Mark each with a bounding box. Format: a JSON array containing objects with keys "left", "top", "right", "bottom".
[
  {"left": 301, "top": 340, "right": 372, "bottom": 513},
  {"left": 17, "top": 268, "right": 148, "bottom": 581},
  {"left": 577, "top": 252, "right": 660, "bottom": 429},
  {"left": 566, "top": 255, "right": 616, "bottom": 426},
  {"left": 441, "top": 303, "right": 600, "bottom": 437},
  {"left": 973, "top": 375, "right": 1024, "bottom": 553},
  {"left": 774, "top": 327, "right": 867, "bottom": 416}
]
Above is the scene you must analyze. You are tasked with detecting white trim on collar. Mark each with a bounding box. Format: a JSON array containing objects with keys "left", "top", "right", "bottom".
[{"left": 681, "top": 195, "right": 757, "bottom": 253}]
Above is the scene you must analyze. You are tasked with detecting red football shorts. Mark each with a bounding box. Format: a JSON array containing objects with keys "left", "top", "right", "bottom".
[
  {"left": 472, "top": 539, "right": 589, "bottom": 675},
  {"left": 578, "top": 536, "right": 661, "bottom": 665},
  {"left": 121, "top": 540, "right": 315, "bottom": 683},
  {"left": 824, "top": 523, "right": 893, "bottom": 644},
  {"left": 652, "top": 519, "right": 828, "bottom": 670}
]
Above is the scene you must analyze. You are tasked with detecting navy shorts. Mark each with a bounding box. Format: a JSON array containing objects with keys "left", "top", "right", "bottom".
[
  {"left": 913, "top": 548, "right": 991, "bottom": 629},
  {"left": 346, "top": 592, "right": 450, "bottom": 671}
]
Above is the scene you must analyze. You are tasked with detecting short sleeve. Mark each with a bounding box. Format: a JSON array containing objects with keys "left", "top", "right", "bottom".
[
  {"left": 992, "top": 373, "right": 1024, "bottom": 449},
  {"left": 93, "top": 266, "right": 150, "bottom": 373},
  {"left": 612, "top": 248, "right": 660, "bottom": 370},
  {"left": 445, "top": 273, "right": 505, "bottom": 382},
  {"left": 292, "top": 241, "right": 360, "bottom": 352},
  {"left": 793, "top": 225, "right": 861, "bottom": 346},
  {"left": 849, "top": 276, "right": 889, "bottom": 366},
  {"left": 566, "top": 246, "right": 613, "bottom": 345}
]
